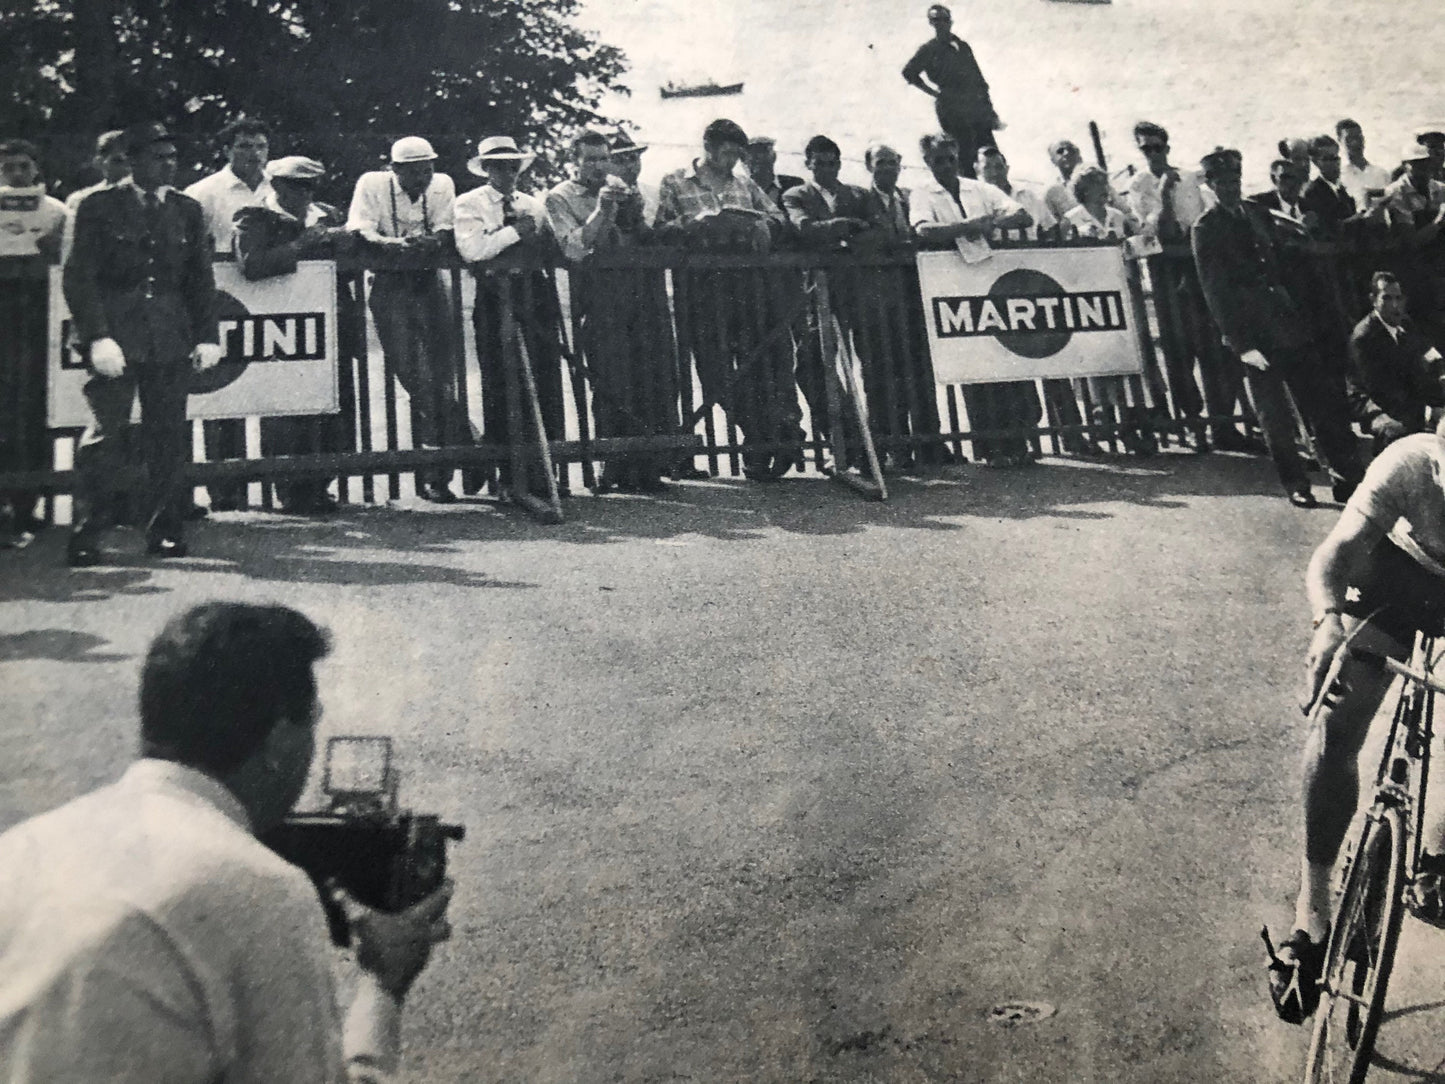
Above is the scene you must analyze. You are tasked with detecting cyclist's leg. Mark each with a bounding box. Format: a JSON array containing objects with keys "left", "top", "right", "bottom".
[{"left": 1297, "top": 617, "right": 1410, "bottom": 939}]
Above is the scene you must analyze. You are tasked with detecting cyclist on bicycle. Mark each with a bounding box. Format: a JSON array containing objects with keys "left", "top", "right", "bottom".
[{"left": 1273, "top": 425, "right": 1445, "bottom": 1023}]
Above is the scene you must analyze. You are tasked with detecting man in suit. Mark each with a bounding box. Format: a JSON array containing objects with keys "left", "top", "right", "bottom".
[
  {"left": 745, "top": 136, "right": 805, "bottom": 215},
  {"left": 856, "top": 141, "right": 952, "bottom": 468},
  {"left": 1347, "top": 271, "right": 1445, "bottom": 452},
  {"left": 63, "top": 122, "right": 222, "bottom": 565},
  {"left": 1192, "top": 147, "right": 1363, "bottom": 507},
  {"left": 782, "top": 135, "right": 872, "bottom": 466}
]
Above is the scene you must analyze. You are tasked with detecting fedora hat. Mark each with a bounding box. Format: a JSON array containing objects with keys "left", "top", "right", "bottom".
[{"left": 467, "top": 135, "right": 536, "bottom": 176}]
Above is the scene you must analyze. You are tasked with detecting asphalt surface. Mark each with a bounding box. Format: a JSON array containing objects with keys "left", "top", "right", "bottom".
[{"left": 5, "top": 451, "right": 1445, "bottom": 1082}]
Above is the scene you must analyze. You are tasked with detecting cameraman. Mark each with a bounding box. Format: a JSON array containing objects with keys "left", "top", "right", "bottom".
[{"left": 0, "top": 602, "right": 452, "bottom": 1082}]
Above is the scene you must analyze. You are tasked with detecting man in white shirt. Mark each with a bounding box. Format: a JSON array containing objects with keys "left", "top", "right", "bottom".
[
  {"left": 184, "top": 118, "right": 274, "bottom": 511},
  {"left": 1125, "top": 121, "right": 1210, "bottom": 243},
  {"left": 0, "top": 138, "right": 68, "bottom": 546},
  {"left": 0, "top": 601, "right": 453, "bottom": 1082},
  {"left": 347, "top": 136, "right": 465, "bottom": 502},
  {"left": 454, "top": 134, "right": 564, "bottom": 499},
  {"left": 1336, "top": 118, "right": 1390, "bottom": 206},
  {"left": 911, "top": 132, "right": 1037, "bottom": 466}
]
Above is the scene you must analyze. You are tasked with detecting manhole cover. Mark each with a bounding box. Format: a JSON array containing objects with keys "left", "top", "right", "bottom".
[{"left": 986, "top": 1001, "right": 1056, "bottom": 1028}]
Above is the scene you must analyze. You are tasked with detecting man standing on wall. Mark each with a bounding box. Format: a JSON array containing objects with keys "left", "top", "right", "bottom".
[{"left": 902, "top": 4, "right": 1001, "bottom": 180}]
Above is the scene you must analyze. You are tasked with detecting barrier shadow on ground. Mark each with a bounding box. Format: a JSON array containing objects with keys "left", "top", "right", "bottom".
[
  {"left": 0, "top": 544, "right": 166, "bottom": 605},
  {"left": 0, "top": 629, "right": 128, "bottom": 664},
  {"left": 487, "top": 451, "right": 1308, "bottom": 548},
  {"left": 173, "top": 514, "right": 541, "bottom": 590}
]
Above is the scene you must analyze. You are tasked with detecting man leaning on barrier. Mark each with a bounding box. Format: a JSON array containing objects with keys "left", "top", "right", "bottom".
[
  {"left": 63, "top": 122, "right": 221, "bottom": 566},
  {"left": 547, "top": 129, "right": 674, "bottom": 493},
  {"left": 656, "top": 118, "right": 800, "bottom": 481},
  {"left": 232, "top": 155, "right": 353, "bottom": 515},
  {"left": 455, "top": 134, "right": 565, "bottom": 500},
  {"left": 347, "top": 136, "right": 466, "bottom": 504},
  {"left": 0, "top": 601, "right": 453, "bottom": 1081}
]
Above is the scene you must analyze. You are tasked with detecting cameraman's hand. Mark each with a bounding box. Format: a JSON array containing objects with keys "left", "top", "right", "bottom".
[
  {"left": 89, "top": 337, "right": 126, "bottom": 379},
  {"left": 338, "top": 879, "right": 454, "bottom": 1000}
]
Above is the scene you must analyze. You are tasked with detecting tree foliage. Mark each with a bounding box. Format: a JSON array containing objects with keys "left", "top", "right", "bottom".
[{"left": 0, "top": 0, "right": 629, "bottom": 195}]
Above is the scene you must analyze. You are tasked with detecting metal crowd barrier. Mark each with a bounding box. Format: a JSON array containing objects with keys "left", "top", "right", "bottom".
[{"left": 0, "top": 232, "right": 1424, "bottom": 524}]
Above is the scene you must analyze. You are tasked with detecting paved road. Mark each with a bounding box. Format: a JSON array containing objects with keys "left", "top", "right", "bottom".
[{"left": 4, "top": 453, "right": 1443, "bottom": 1082}]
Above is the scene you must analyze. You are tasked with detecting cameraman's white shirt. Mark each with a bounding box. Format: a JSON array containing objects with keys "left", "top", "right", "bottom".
[{"left": 0, "top": 759, "right": 385, "bottom": 1083}]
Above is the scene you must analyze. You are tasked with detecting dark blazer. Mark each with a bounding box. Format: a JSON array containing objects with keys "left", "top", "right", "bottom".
[
  {"left": 781, "top": 180, "right": 874, "bottom": 246},
  {"left": 63, "top": 183, "right": 216, "bottom": 361},
  {"left": 1346, "top": 312, "right": 1445, "bottom": 432},
  {"left": 1299, "top": 178, "right": 1358, "bottom": 238},
  {"left": 861, "top": 186, "right": 914, "bottom": 242},
  {"left": 1191, "top": 200, "right": 1311, "bottom": 356}
]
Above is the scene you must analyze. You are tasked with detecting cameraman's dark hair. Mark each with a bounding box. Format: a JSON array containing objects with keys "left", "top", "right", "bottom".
[
  {"left": 569, "top": 128, "right": 611, "bottom": 159},
  {"left": 804, "top": 135, "right": 841, "bottom": 162},
  {"left": 703, "top": 118, "right": 748, "bottom": 149},
  {"left": 140, "top": 602, "right": 331, "bottom": 775},
  {"left": 219, "top": 116, "right": 271, "bottom": 148}
]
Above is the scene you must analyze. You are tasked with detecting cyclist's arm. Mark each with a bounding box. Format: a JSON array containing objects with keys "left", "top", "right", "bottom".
[
  {"left": 1301, "top": 507, "right": 1388, "bottom": 712},
  {"left": 1306, "top": 506, "right": 1385, "bottom": 620}
]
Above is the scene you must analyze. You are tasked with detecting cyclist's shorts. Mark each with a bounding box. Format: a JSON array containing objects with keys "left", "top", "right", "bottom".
[{"left": 1343, "top": 536, "right": 1445, "bottom": 643}]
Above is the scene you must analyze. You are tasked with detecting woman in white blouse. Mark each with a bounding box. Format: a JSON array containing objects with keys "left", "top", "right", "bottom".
[{"left": 1063, "top": 168, "right": 1156, "bottom": 456}]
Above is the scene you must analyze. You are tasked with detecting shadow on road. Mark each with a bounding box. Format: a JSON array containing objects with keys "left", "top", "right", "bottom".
[{"left": 0, "top": 629, "right": 128, "bottom": 664}]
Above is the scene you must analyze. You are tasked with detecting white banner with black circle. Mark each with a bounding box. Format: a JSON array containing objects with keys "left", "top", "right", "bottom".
[
  {"left": 916, "top": 247, "right": 1145, "bottom": 385},
  {"left": 48, "top": 260, "right": 340, "bottom": 427}
]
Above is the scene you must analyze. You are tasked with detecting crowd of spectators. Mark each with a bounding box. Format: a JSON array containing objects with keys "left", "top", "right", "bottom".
[{"left": 2, "top": 96, "right": 1445, "bottom": 556}]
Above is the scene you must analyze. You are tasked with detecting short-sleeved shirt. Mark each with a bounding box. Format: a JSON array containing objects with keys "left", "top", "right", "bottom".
[
  {"left": 0, "top": 759, "right": 372, "bottom": 1083},
  {"left": 0, "top": 185, "right": 67, "bottom": 257},
  {"left": 346, "top": 170, "right": 456, "bottom": 241},
  {"left": 993, "top": 183, "right": 1055, "bottom": 242},
  {"left": 1064, "top": 204, "right": 1129, "bottom": 240},
  {"left": 901, "top": 36, "right": 993, "bottom": 120},
  {"left": 1127, "top": 168, "right": 1212, "bottom": 236},
  {"left": 1347, "top": 432, "right": 1445, "bottom": 577},
  {"left": 910, "top": 176, "right": 1023, "bottom": 232},
  {"left": 1341, "top": 160, "right": 1392, "bottom": 205},
  {"left": 183, "top": 165, "right": 272, "bottom": 253},
  {"left": 1381, "top": 174, "right": 1445, "bottom": 226}
]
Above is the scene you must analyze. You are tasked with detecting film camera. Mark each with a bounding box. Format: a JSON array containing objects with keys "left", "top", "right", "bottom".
[{"left": 261, "top": 737, "right": 464, "bottom": 946}]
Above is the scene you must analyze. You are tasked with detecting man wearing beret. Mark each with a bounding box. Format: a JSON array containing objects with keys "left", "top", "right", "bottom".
[
  {"left": 233, "top": 156, "right": 351, "bottom": 514},
  {"left": 62, "top": 122, "right": 222, "bottom": 566},
  {"left": 1192, "top": 147, "right": 1363, "bottom": 509}
]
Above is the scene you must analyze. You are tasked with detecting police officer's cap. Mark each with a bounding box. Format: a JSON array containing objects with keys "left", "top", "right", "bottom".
[
  {"left": 1199, "top": 146, "right": 1242, "bottom": 177},
  {"left": 122, "top": 122, "right": 174, "bottom": 156}
]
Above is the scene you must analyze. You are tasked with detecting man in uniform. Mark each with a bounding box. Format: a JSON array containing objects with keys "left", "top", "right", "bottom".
[
  {"left": 1192, "top": 147, "right": 1364, "bottom": 508},
  {"left": 62, "top": 122, "right": 221, "bottom": 566}
]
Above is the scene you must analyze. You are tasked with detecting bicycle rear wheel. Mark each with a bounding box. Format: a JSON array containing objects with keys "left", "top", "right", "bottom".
[{"left": 1303, "top": 804, "right": 1408, "bottom": 1084}]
